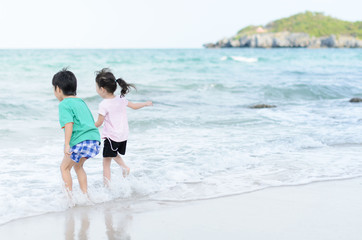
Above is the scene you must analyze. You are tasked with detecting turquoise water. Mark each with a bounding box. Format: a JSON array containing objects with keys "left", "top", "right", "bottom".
[{"left": 1, "top": 48, "right": 362, "bottom": 224}]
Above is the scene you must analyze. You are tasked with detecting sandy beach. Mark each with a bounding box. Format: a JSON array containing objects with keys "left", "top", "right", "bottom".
[{"left": 0, "top": 178, "right": 361, "bottom": 240}]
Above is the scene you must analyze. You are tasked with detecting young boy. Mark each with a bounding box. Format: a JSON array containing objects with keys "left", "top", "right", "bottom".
[{"left": 52, "top": 68, "right": 100, "bottom": 195}]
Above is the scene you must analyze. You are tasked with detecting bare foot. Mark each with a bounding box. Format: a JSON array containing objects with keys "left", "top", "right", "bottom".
[
  {"left": 103, "top": 177, "right": 111, "bottom": 188},
  {"left": 63, "top": 187, "right": 75, "bottom": 207},
  {"left": 123, "top": 167, "right": 130, "bottom": 177},
  {"left": 84, "top": 194, "right": 94, "bottom": 206}
]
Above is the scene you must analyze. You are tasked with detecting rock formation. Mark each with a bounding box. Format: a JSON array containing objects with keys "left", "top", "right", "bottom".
[
  {"left": 204, "top": 32, "right": 362, "bottom": 48},
  {"left": 250, "top": 104, "right": 277, "bottom": 109}
]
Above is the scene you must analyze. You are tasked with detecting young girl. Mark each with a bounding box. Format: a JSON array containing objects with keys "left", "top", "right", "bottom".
[{"left": 94, "top": 68, "right": 152, "bottom": 185}]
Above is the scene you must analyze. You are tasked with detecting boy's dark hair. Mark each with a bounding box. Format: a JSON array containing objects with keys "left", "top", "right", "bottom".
[
  {"left": 95, "top": 68, "right": 136, "bottom": 97},
  {"left": 52, "top": 68, "right": 77, "bottom": 96}
]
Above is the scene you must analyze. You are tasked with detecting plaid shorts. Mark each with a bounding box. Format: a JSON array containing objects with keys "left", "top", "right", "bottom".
[{"left": 70, "top": 140, "right": 100, "bottom": 163}]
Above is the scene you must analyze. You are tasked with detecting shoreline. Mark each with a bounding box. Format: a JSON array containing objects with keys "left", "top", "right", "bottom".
[
  {"left": 2, "top": 176, "right": 360, "bottom": 226},
  {"left": 1, "top": 177, "right": 362, "bottom": 239}
]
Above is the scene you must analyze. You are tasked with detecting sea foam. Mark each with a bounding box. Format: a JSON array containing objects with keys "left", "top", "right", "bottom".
[{"left": 221, "top": 56, "right": 258, "bottom": 62}]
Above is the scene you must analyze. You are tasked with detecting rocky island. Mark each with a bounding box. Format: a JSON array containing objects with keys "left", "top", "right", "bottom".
[{"left": 204, "top": 11, "right": 362, "bottom": 48}]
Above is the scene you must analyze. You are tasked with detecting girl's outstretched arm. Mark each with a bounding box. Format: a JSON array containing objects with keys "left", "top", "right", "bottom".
[
  {"left": 95, "top": 114, "right": 105, "bottom": 127},
  {"left": 127, "top": 101, "right": 153, "bottom": 110}
]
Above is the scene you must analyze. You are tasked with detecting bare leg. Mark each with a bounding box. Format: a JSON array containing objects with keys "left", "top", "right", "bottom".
[
  {"left": 113, "top": 154, "right": 130, "bottom": 177},
  {"left": 73, "top": 157, "right": 88, "bottom": 194},
  {"left": 60, "top": 154, "right": 75, "bottom": 192},
  {"left": 103, "top": 157, "right": 112, "bottom": 186}
]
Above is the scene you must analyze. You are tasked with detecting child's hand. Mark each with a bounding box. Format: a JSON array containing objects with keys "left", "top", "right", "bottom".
[
  {"left": 64, "top": 144, "right": 72, "bottom": 156},
  {"left": 145, "top": 101, "right": 153, "bottom": 106}
]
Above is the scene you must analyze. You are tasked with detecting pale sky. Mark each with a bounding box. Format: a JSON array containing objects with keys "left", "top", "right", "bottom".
[{"left": 0, "top": 0, "right": 361, "bottom": 48}]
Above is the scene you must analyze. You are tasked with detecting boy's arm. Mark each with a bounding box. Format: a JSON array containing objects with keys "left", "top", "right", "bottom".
[
  {"left": 64, "top": 122, "right": 73, "bottom": 155},
  {"left": 127, "top": 101, "right": 153, "bottom": 110},
  {"left": 95, "top": 114, "right": 105, "bottom": 127}
]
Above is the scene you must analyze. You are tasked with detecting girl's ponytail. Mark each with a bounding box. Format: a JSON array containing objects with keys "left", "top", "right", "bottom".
[{"left": 116, "top": 78, "right": 136, "bottom": 97}]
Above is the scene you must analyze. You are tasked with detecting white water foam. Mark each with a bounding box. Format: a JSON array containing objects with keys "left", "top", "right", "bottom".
[{"left": 221, "top": 56, "right": 258, "bottom": 63}]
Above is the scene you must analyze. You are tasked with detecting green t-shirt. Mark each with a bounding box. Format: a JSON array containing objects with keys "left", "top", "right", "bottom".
[{"left": 58, "top": 98, "right": 100, "bottom": 147}]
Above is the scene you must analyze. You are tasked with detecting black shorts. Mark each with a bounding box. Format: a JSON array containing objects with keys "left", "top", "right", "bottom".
[{"left": 103, "top": 138, "right": 127, "bottom": 157}]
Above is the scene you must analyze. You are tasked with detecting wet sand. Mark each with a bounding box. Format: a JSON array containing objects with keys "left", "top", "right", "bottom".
[{"left": 1, "top": 178, "right": 361, "bottom": 240}]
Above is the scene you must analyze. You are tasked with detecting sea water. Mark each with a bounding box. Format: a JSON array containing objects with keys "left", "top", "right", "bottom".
[{"left": 1, "top": 48, "right": 362, "bottom": 224}]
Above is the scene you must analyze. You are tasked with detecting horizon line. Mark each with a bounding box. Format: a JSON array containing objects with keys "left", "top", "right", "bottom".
[{"left": 0, "top": 47, "right": 205, "bottom": 50}]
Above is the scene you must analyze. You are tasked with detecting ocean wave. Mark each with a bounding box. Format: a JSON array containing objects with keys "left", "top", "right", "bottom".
[
  {"left": 0, "top": 103, "right": 40, "bottom": 120},
  {"left": 283, "top": 70, "right": 307, "bottom": 75},
  {"left": 176, "top": 57, "right": 202, "bottom": 62},
  {"left": 221, "top": 56, "right": 258, "bottom": 63},
  {"left": 263, "top": 84, "right": 352, "bottom": 100},
  {"left": 82, "top": 95, "right": 102, "bottom": 102},
  {"left": 150, "top": 175, "right": 362, "bottom": 202}
]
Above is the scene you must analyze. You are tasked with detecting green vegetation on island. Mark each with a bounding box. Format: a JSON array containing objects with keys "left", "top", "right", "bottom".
[
  {"left": 237, "top": 11, "right": 362, "bottom": 39},
  {"left": 204, "top": 11, "right": 362, "bottom": 48}
]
